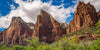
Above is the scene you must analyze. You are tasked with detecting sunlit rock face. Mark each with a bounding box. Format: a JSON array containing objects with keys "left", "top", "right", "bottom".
[
  {"left": 67, "top": 1, "right": 98, "bottom": 34},
  {"left": 32, "top": 10, "right": 66, "bottom": 43},
  {"left": 0, "top": 17, "right": 33, "bottom": 45}
]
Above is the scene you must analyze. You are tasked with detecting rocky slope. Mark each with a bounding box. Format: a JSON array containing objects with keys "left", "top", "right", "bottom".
[
  {"left": 0, "top": 17, "right": 33, "bottom": 45},
  {"left": 67, "top": 1, "right": 99, "bottom": 34},
  {"left": 32, "top": 10, "right": 66, "bottom": 43}
]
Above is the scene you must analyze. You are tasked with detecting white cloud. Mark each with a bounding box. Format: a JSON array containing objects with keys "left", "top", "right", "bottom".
[
  {"left": 10, "top": 5, "right": 16, "bottom": 10},
  {"left": 1, "top": 0, "right": 100, "bottom": 28},
  {"left": 60, "top": 0, "right": 64, "bottom": 2},
  {"left": 0, "top": 0, "right": 76, "bottom": 28}
]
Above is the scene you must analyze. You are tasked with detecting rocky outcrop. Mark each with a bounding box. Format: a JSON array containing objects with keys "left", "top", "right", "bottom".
[
  {"left": 32, "top": 10, "right": 66, "bottom": 43},
  {"left": 70, "top": 32, "right": 99, "bottom": 42},
  {"left": 0, "top": 17, "right": 33, "bottom": 45},
  {"left": 67, "top": 1, "right": 98, "bottom": 34}
]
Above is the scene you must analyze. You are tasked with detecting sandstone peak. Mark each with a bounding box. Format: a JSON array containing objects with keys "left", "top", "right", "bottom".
[
  {"left": 40, "top": 10, "right": 46, "bottom": 14},
  {"left": 32, "top": 10, "right": 66, "bottom": 43},
  {"left": 0, "top": 17, "right": 33, "bottom": 45},
  {"left": 67, "top": 1, "right": 98, "bottom": 34},
  {"left": 40, "top": 9, "right": 46, "bottom": 13},
  {"left": 11, "top": 17, "right": 26, "bottom": 26},
  {"left": 12, "top": 17, "right": 25, "bottom": 23},
  {"left": 78, "top": 1, "right": 85, "bottom": 6}
]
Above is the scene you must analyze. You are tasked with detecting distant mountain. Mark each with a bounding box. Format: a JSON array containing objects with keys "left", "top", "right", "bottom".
[
  {"left": 27, "top": 22, "right": 34, "bottom": 30},
  {"left": 60, "top": 23, "right": 67, "bottom": 29}
]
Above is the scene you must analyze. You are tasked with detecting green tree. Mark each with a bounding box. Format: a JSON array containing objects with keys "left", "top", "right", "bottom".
[
  {"left": 95, "top": 20, "right": 100, "bottom": 34},
  {"left": 0, "top": 45, "right": 9, "bottom": 50},
  {"left": 25, "top": 37, "right": 40, "bottom": 50}
]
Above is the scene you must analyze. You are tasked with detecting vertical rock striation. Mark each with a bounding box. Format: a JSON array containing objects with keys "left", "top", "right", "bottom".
[
  {"left": 0, "top": 17, "right": 33, "bottom": 45},
  {"left": 67, "top": 1, "right": 98, "bottom": 34},
  {"left": 32, "top": 10, "right": 66, "bottom": 43}
]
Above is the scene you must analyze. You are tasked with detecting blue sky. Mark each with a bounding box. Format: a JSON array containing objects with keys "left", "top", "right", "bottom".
[
  {"left": 0, "top": 0, "right": 100, "bottom": 31},
  {"left": 0, "top": 0, "right": 75, "bottom": 31},
  {"left": 0, "top": 0, "right": 75, "bottom": 16}
]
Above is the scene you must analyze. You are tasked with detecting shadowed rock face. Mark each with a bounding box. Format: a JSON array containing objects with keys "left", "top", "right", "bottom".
[
  {"left": 67, "top": 1, "right": 98, "bottom": 34},
  {"left": 32, "top": 10, "right": 66, "bottom": 43},
  {"left": 0, "top": 17, "right": 33, "bottom": 45},
  {"left": 98, "top": 10, "right": 100, "bottom": 20}
]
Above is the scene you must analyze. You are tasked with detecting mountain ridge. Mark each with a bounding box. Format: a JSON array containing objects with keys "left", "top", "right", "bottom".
[{"left": 0, "top": 1, "right": 100, "bottom": 45}]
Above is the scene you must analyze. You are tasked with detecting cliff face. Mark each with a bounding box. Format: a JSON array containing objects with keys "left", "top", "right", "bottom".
[
  {"left": 32, "top": 10, "right": 66, "bottom": 43},
  {"left": 0, "top": 17, "right": 33, "bottom": 45},
  {"left": 98, "top": 10, "right": 100, "bottom": 20},
  {"left": 67, "top": 1, "right": 98, "bottom": 34}
]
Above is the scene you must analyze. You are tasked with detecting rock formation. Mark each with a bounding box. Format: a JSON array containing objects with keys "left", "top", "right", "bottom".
[
  {"left": 67, "top": 1, "right": 98, "bottom": 34},
  {"left": 70, "top": 32, "right": 99, "bottom": 42},
  {"left": 0, "top": 17, "right": 33, "bottom": 45},
  {"left": 32, "top": 10, "right": 66, "bottom": 43},
  {"left": 98, "top": 10, "right": 100, "bottom": 20}
]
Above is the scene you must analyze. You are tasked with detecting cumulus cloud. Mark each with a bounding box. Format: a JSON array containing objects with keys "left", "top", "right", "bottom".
[{"left": 0, "top": 0, "right": 75, "bottom": 28}]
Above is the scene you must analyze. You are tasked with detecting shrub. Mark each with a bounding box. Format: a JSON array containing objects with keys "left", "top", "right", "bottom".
[
  {"left": 13, "top": 45, "right": 26, "bottom": 50},
  {"left": 0, "top": 45, "right": 9, "bottom": 50},
  {"left": 95, "top": 20, "right": 100, "bottom": 35}
]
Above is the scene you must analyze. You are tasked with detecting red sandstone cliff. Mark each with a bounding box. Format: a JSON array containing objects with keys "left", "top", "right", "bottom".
[
  {"left": 0, "top": 17, "right": 33, "bottom": 45},
  {"left": 32, "top": 10, "right": 66, "bottom": 43},
  {"left": 67, "top": 1, "right": 98, "bottom": 34}
]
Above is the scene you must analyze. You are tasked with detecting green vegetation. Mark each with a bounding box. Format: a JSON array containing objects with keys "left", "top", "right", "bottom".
[
  {"left": 65, "top": 27, "right": 97, "bottom": 37},
  {"left": 0, "top": 36, "right": 100, "bottom": 50},
  {"left": 95, "top": 20, "right": 100, "bottom": 35},
  {"left": 0, "top": 21, "right": 100, "bottom": 50},
  {"left": 13, "top": 45, "right": 26, "bottom": 50}
]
